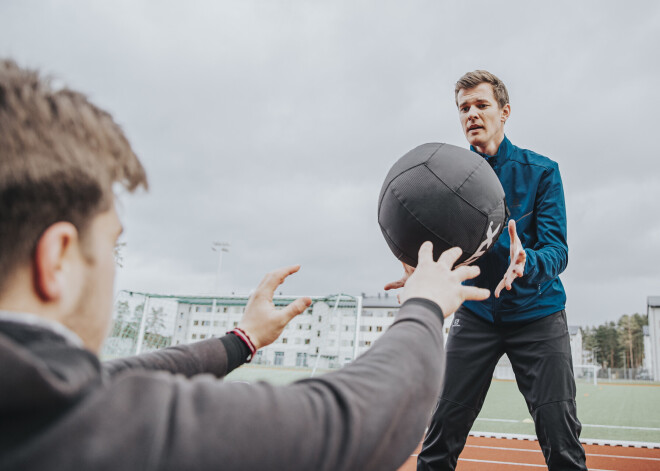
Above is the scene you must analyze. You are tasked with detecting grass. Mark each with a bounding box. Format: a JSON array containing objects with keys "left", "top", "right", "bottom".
[
  {"left": 226, "top": 366, "right": 660, "bottom": 443},
  {"left": 475, "top": 379, "right": 660, "bottom": 442}
]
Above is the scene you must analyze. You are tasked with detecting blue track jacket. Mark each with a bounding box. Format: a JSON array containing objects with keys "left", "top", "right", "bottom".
[{"left": 462, "top": 135, "right": 568, "bottom": 324}]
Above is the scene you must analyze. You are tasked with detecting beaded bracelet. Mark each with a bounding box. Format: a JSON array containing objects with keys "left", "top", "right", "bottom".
[{"left": 228, "top": 327, "right": 257, "bottom": 362}]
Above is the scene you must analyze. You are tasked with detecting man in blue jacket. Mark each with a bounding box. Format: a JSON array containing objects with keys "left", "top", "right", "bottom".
[{"left": 386, "top": 70, "right": 587, "bottom": 470}]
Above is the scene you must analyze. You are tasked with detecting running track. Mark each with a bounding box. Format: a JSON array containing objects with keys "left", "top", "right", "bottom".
[{"left": 397, "top": 436, "right": 660, "bottom": 470}]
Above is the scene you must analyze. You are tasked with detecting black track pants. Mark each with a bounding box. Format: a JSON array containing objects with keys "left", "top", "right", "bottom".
[{"left": 417, "top": 309, "right": 587, "bottom": 471}]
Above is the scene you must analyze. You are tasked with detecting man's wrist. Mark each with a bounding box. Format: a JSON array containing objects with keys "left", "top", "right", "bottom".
[
  {"left": 227, "top": 328, "right": 257, "bottom": 362},
  {"left": 400, "top": 297, "right": 445, "bottom": 324}
]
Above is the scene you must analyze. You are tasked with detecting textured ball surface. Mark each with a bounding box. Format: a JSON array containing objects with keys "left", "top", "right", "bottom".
[{"left": 378, "top": 142, "right": 508, "bottom": 267}]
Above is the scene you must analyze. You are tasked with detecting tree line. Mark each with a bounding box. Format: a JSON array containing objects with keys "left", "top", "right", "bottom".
[{"left": 582, "top": 313, "right": 647, "bottom": 369}]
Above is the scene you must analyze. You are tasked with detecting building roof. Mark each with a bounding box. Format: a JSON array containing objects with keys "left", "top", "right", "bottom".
[
  {"left": 362, "top": 294, "right": 400, "bottom": 308},
  {"left": 648, "top": 296, "right": 660, "bottom": 307}
]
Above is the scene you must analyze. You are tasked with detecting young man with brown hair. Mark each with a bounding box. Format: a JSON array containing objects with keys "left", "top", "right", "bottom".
[
  {"left": 387, "top": 70, "right": 587, "bottom": 470},
  {"left": 0, "top": 59, "right": 491, "bottom": 471}
]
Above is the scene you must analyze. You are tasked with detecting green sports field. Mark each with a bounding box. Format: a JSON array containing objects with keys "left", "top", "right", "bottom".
[{"left": 226, "top": 366, "right": 660, "bottom": 443}]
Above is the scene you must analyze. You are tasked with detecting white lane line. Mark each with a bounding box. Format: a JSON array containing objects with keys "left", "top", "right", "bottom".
[
  {"left": 582, "top": 424, "right": 660, "bottom": 431},
  {"left": 475, "top": 417, "right": 660, "bottom": 431},
  {"left": 457, "top": 458, "right": 615, "bottom": 470},
  {"left": 465, "top": 445, "right": 660, "bottom": 461}
]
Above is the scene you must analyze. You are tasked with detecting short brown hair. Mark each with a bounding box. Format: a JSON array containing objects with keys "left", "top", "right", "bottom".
[
  {"left": 0, "top": 59, "right": 148, "bottom": 293},
  {"left": 455, "top": 70, "right": 509, "bottom": 108}
]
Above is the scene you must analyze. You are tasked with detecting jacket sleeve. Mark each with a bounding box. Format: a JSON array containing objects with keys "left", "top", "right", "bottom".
[
  {"left": 102, "top": 337, "right": 234, "bottom": 379},
  {"left": 523, "top": 162, "right": 569, "bottom": 284}
]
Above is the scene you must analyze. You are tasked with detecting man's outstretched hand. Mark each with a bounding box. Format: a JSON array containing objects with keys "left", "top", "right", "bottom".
[
  {"left": 494, "top": 219, "right": 526, "bottom": 298},
  {"left": 400, "top": 242, "right": 490, "bottom": 317},
  {"left": 238, "top": 265, "right": 312, "bottom": 350},
  {"left": 384, "top": 261, "right": 415, "bottom": 291}
]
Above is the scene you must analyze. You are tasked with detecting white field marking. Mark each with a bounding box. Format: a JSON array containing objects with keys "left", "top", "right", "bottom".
[
  {"left": 475, "top": 418, "right": 519, "bottom": 423},
  {"left": 475, "top": 417, "right": 660, "bottom": 431},
  {"left": 465, "top": 445, "right": 660, "bottom": 461}
]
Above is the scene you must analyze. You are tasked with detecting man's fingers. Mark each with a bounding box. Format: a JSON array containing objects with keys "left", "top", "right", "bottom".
[
  {"left": 384, "top": 279, "right": 405, "bottom": 291},
  {"left": 416, "top": 241, "right": 434, "bottom": 266},
  {"left": 438, "top": 246, "right": 463, "bottom": 268},
  {"left": 508, "top": 219, "right": 517, "bottom": 239},
  {"left": 462, "top": 286, "right": 490, "bottom": 301},
  {"left": 256, "top": 265, "right": 301, "bottom": 297},
  {"left": 494, "top": 279, "right": 505, "bottom": 298},
  {"left": 452, "top": 265, "right": 481, "bottom": 282},
  {"left": 280, "top": 296, "right": 312, "bottom": 321}
]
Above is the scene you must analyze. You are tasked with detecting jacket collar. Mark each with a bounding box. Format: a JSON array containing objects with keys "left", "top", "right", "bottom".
[
  {"left": 0, "top": 310, "right": 84, "bottom": 348},
  {"left": 470, "top": 134, "right": 512, "bottom": 163}
]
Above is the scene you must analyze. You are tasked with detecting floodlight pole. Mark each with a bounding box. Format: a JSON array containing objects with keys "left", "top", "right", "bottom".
[
  {"left": 212, "top": 241, "right": 230, "bottom": 294},
  {"left": 352, "top": 295, "right": 362, "bottom": 361}
]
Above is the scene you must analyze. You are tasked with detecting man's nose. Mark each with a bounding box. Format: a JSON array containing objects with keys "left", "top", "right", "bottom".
[{"left": 467, "top": 106, "right": 479, "bottom": 120}]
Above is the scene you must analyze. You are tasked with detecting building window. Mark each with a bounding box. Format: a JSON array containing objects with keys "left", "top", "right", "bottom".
[
  {"left": 363, "top": 310, "right": 373, "bottom": 317},
  {"left": 296, "top": 353, "right": 308, "bottom": 367},
  {"left": 193, "top": 320, "right": 199, "bottom": 326},
  {"left": 318, "top": 315, "right": 322, "bottom": 323},
  {"left": 304, "top": 339, "right": 310, "bottom": 345},
  {"left": 213, "top": 321, "right": 219, "bottom": 327},
  {"left": 200, "top": 334, "right": 206, "bottom": 339},
  {"left": 345, "top": 325, "right": 350, "bottom": 332},
  {"left": 365, "top": 341, "right": 371, "bottom": 346},
  {"left": 179, "top": 313, "right": 184, "bottom": 318},
  {"left": 317, "top": 331, "right": 321, "bottom": 337},
  {"left": 195, "top": 307, "right": 200, "bottom": 312},
  {"left": 192, "top": 334, "right": 197, "bottom": 339},
  {"left": 223, "top": 307, "right": 228, "bottom": 313},
  {"left": 178, "top": 325, "right": 182, "bottom": 332},
  {"left": 282, "top": 338, "right": 288, "bottom": 344},
  {"left": 233, "top": 321, "right": 238, "bottom": 327},
  {"left": 376, "top": 326, "right": 383, "bottom": 332},
  {"left": 387, "top": 311, "right": 395, "bottom": 317},
  {"left": 274, "top": 352, "right": 284, "bottom": 366},
  {"left": 202, "top": 320, "right": 210, "bottom": 327}
]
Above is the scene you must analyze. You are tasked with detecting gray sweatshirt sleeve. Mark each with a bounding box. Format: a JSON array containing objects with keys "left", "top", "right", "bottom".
[
  {"left": 102, "top": 338, "right": 232, "bottom": 378},
  {"left": 154, "top": 297, "right": 446, "bottom": 471}
]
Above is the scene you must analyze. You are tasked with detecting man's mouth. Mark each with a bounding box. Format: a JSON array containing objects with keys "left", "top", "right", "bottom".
[{"left": 468, "top": 125, "right": 483, "bottom": 132}]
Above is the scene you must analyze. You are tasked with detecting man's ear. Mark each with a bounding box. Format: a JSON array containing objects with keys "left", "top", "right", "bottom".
[
  {"left": 33, "top": 222, "right": 80, "bottom": 302},
  {"left": 501, "top": 103, "right": 511, "bottom": 123}
]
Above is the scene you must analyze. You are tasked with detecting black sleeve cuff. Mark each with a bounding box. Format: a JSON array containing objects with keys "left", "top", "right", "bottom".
[
  {"left": 400, "top": 298, "right": 445, "bottom": 325},
  {"left": 220, "top": 333, "right": 252, "bottom": 372}
]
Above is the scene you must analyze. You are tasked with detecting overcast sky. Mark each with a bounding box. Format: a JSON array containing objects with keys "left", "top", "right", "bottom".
[{"left": 2, "top": 0, "right": 659, "bottom": 327}]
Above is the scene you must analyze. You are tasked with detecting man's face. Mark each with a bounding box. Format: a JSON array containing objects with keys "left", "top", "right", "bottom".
[
  {"left": 70, "top": 203, "right": 123, "bottom": 352},
  {"left": 457, "top": 82, "right": 510, "bottom": 154}
]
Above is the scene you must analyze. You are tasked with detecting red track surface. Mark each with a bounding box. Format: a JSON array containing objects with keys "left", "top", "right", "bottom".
[{"left": 397, "top": 436, "right": 660, "bottom": 470}]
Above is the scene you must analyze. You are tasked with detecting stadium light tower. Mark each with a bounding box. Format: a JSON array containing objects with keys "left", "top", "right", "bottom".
[{"left": 212, "top": 241, "right": 230, "bottom": 294}]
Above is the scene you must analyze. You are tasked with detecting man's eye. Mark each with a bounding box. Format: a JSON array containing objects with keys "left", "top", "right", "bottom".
[
  {"left": 478, "top": 104, "right": 488, "bottom": 109},
  {"left": 461, "top": 107, "right": 469, "bottom": 112}
]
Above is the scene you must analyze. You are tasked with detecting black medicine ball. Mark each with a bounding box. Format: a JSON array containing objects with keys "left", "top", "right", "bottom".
[{"left": 378, "top": 143, "right": 508, "bottom": 267}]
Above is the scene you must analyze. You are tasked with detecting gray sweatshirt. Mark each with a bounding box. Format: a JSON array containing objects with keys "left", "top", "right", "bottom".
[{"left": 0, "top": 298, "right": 445, "bottom": 471}]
